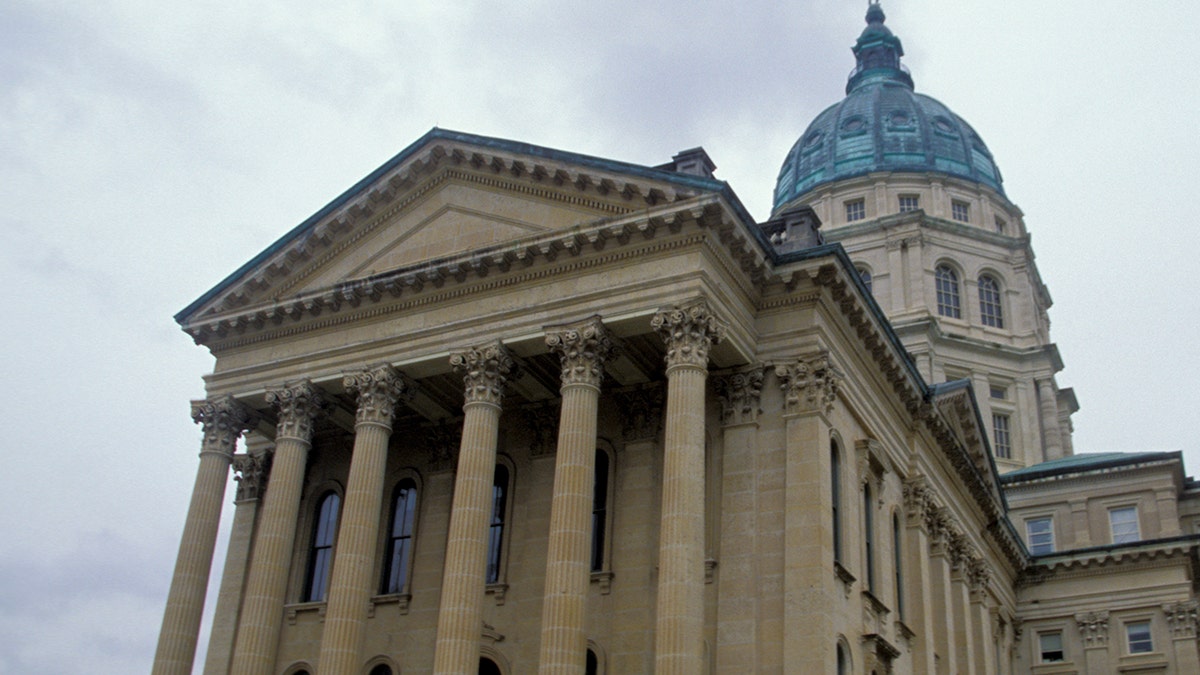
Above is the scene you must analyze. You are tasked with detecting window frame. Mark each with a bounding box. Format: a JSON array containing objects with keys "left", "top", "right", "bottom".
[
  {"left": 1125, "top": 619, "right": 1154, "bottom": 654},
  {"left": 303, "top": 490, "right": 342, "bottom": 603},
  {"left": 992, "top": 413, "right": 1012, "bottom": 460},
  {"left": 863, "top": 483, "right": 875, "bottom": 591},
  {"left": 1038, "top": 630, "right": 1065, "bottom": 663},
  {"left": 845, "top": 198, "right": 866, "bottom": 223},
  {"left": 893, "top": 512, "right": 904, "bottom": 619},
  {"left": 951, "top": 199, "right": 971, "bottom": 223},
  {"left": 381, "top": 477, "right": 419, "bottom": 596},
  {"left": 1025, "top": 516, "right": 1054, "bottom": 555},
  {"left": 855, "top": 265, "right": 873, "bottom": 294},
  {"left": 898, "top": 194, "right": 920, "bottom": 213},
  {"left": 591, "top": 447, "right": 614, "bottom": 573},
  {"left": 831, "top": 440, "right": 843, "bottom": 563},
  {"left": 486, "top": 459, "right": 515, "bottom": 585},
  {"left": 1109, "top": 505, "right": 1141, "bottom": 544},
  {"left": 935, "top": 265, "right": 962, "bottom": 319},
  {"left": 978, "top": 274, "right": 1004, "bottom": 328}
]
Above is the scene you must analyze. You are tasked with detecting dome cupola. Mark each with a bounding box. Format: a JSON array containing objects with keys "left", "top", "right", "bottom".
[{"left": 773, "top": 1, "right": 1006, "bottom": 213}]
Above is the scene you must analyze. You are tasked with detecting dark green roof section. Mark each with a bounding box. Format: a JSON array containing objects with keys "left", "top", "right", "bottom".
[
  {"left": 175, "top": 127, "right": 754, "bottom": 325},
  {"left": 1001, "top": 451, "right": 1183, "bottom": 484}
]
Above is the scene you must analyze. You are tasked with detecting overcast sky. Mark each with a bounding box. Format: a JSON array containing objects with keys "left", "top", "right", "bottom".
[{"left": 3, "top": 1, "right": 1198, "bottom": 672}]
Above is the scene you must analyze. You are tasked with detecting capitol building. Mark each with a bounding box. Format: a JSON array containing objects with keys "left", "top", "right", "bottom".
[{"left": 154, "top": 3, "right": 1200, "bottom": 673}]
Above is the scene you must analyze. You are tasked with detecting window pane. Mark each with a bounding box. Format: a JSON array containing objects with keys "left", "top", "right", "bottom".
[
  {"left": 1110, "top": 506, "right": 1140, "bottom": 543},
  {"left": 992, "top": 414, "right": 1012, "bottom": 459},
  {"left": 306, "top": 493, "right": 340, "bottom": 602},
  {"left": 845, "top": 199, "right": 865, "bottom": 222},
  {"left": 899, "top": 195, "right": 920, "bottom": 212},
  {"left": 1026, "top": 517, "right": 1053, "bottom": 555},
  {"left": 487, "top": 465, "right": 510, "bottom": 583},
  {"left": 831, "top": 444, "right": 842, "bottom": 562},
  {"left": 978, "top": 275, "right": 1004, "bottom": 328},
  {"left": 952, "top": 200, "right": 970, "bottom": 222},
  {"left": 384, "top": 480, "right": 417, "bottom": 594},
  {"left": 1127, "top": 621, "right": 1153, "bottom": 654},
  {"left": 935, "top": 266, "right": 961, "bottom": 318},
  {"left": 592, "top": 450, "right": 610, "bottom": 572},
  {"left": 1039, "top": 632, "right": 1064, "bottom": 662},
  {"left": 856, "top": 266, "right": 872, "bottom": 294}
]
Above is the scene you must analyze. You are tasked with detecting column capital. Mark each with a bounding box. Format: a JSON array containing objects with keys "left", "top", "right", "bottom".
[
  {"left": 545, "top": 316, "right": 614, "bottom": 389},
  {"left": 967, "top": 557, "right": 991, "bottom": 600},
  {"left": 651, "top": 299, "right": 726, "bottom": 371},
  {"left": 451, "top": 342, "right": 517, "bottom": 407},
  {"left": 1074, "top": 610, "right": 1110, "bottom": 648},
  {"left": 714, "top": 364, "right": 765, "bottom": 426},
  {"left": 344, "top": 364, "right": 414, "bottom": 429},
  {"left": 903, "top": 475, "right": 935, "bottom": 525},
  {"left": 191, "top": 396, "right": 256, "bottom": 458},
  {"left": 1164, "top": 600, "right": 1200, "bottom": 638},
  {"left": 266, "top": 380, "right": 325, "bottom": 442},
  {"left": 231, "top": 452, "right": 271, "bottom": 502},
  {"left": 775, "top": 352, "right": 841, "bottom": 416}
]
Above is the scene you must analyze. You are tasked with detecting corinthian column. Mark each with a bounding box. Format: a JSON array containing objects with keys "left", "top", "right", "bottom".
[
  {"left": 538, "top": 317, "right": 614, "bottom": 675},
  {"left": 153, "top": 396, "right": 255, "bottom": 675},
  {"left": 650, "top": 300, "right": 726, "bottom": 675},
  {"left": 433, "top": 343, "right": 517, "bottom": 675},
  {"left": 318, "top": 366, "right": 412, "bottom": 675},
  {"left": 231, "top": 381, "right": 324, "bottom": 675}
]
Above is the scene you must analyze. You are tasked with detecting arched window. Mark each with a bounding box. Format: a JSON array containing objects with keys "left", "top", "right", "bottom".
[
  {"left": 831, "top": 441, "right": 843, "bottom": 563},
  {"left": 382, "top": 479, "right": 418, "bottom": 594},
  {"left": 304, "top": 491, "right": 340, "bottom": 602},
  {"left": 978, "top": 274, "right": 1004, "bottom": 328},
  {"left": 486, "top": 464, "right": 510, "bottom": 584},
  {"left": 935, "top": 265, "right": 961, "bottom": 318},
  {"left": 591, "top": 449, "right": 610, "bottom": 572},
  {"left": 479, "top": 657, "right": 503, "bottom": 675},
  {"left": 863, "top": 484, "right": 875, "bottom": 591},
  {"left": 893, "top": 513, "right": 904, "bottom": 618},
  {"left": 586, "top": 649, "right": 599, "bottom": 675},
  {"left": 368, "top": 665, "right": 393, "bottom": 675},
  {"left": 836, "top": 643, "right": 848, "bottom": 675},
  {"left": 856, "top": 266, "right": 873, "bottom": 294}
]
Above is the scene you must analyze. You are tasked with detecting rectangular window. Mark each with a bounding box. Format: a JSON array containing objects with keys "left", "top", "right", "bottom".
[
  {"left": 1039, "top": 631, "right": 1064, "bottom": 663},
  {"left": 898, "top": 195, "right": 920, "bottom": 212},
  {"left": 952, "top": 200, "right": 970, "bottom": 223},
  {"left": 1126, "top": 620, "right": 1153, "bottom": 654},
  {"left": 845, "top": 199, "right": 866, "bottom": 222},
  {"left": 989, "top": 385, "right": 1007, "bottom": 400},
  {"left": 994, "top": 216, "right": 1007, "bottom": 233},
  {"left": 1026, "top": 517, "right": 1054, "bottom": 555},
  {"left": 1110, "top": 506, "right": 1140, "bottom": 543},
  {"left": 993, "top": 413, "right": 1012, "bottom": 459}
]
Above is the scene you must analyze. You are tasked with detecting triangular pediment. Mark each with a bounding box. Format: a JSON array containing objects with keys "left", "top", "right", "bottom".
[{"left": 177, "top": 129, "right": 729, "bottom": 327}]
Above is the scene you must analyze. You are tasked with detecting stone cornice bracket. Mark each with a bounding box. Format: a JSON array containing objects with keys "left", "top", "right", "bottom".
[
  {"left": 232, "top": 452, "right": 272, "bottom": 501},
  {"left": 714, "top": 364, "right": 765, "bottom": 427},
  {"left": 343, "top": 364, "right": 414, "bottom": 429},
  {"left": 651, "top": 299, "right": 727, "bottom": 372},
  {"left": 775, "top": 351, "right": 842, "bottom": 416},
  {"left": 451, "top": 342, "right": 517, "bottom": 408},
  {"left": 192, "top": 396, "right": 257, "bottom": 458},
  {"left": 1164, "top": 600, "right": 1200, "bottom": 638},
  {"left": 266, "top": 380, "right": 326, "bottom": 443},
  {"left": 1074, "top": 610, "right": 1110, "bottom": 647},
  {"left": 545, "top": 316, "right": 614, "bottom": 390}
]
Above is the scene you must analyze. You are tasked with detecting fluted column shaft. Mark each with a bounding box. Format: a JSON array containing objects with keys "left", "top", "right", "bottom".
[
  {"left": 204, "top": 453, "right": 269, "bottom": 675},
  {"left": 154, "top": 397, "right": 255, "bottom": 675},
  {"left": 317, "top": 366, "right": 410, "bottom": 675},
  {"left": 651, "top": 301, "right": 725, "bottom": 675},
  {"left": 434, "top": 344, "right": 516, "bottom": 675},
  {"left": 231, "top": 382, "right": 324, "bottom": 675},
  {"left": 538, "top": 319, "right": 613, "bottom": 675}
]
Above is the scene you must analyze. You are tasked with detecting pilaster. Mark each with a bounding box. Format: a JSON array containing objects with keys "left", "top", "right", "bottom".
[
  {"left": 1165, "top": 601, "right": 1200, "bottom": 673},
  {"left": 903, "top": 476, "right": 937, "bottom": 675},
  {"left": 1075, "top": 610, "right": 1110, "bottom": 673}
]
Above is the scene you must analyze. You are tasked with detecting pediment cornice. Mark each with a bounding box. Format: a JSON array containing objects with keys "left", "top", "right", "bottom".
[{"left": 178, "top": 130, "right": 725, "bottom": 327}]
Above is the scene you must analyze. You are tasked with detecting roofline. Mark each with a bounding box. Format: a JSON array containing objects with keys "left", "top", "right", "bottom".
[
  {"left": 1001, "top": 451, "right": 1184, "bottom": 485},
  {"left": 1028, "top": 532, "right": 1200, "bottom": 564},
  {"left": 176, "top": 127, "right": 755, "bottom": 325}
]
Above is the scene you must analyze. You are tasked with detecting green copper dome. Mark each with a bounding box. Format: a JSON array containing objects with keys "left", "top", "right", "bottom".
[{"left": 773, "top": 2, "right": 1005, "bottom": 212}]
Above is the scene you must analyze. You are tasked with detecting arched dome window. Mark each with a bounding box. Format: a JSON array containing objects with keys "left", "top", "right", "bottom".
[
  {"left": 935, "top": 265, "right": 961, "bottom": 318},
  {"left": 978, "top": 275, "right": 1004, "bottom": 328}
]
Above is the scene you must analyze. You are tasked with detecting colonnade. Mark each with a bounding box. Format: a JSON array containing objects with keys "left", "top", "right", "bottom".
[{"left": 152, "top": 301, "right": 727, "bottom": 675}]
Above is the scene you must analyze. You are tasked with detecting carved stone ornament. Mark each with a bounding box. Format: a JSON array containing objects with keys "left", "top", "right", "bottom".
[
  {"left": 1164, "top": 600, "right": 1200, "bottom": 638},
  {"left": 926, "top": 506, "right": 952, "bottom": 549},
  {"left": 903, "top": 476, "right": 934, "bottom": 523},
  {"left": 232, "top": 452, "right": 271, "bottom": 501},
  {"left": 343, "top": 364, "right": 413, "bottom": 428},
  {"left": 714, "top": 365, "right": 765, "bottom": 426},
  {"left": 545, "top": 316, "right": 614, "bottom": 389},
  {"left": 192, "top": 396, "right": 256, "bottom": 458},
  {"left": 422, "top": 419, "right": 462, "bottom": 472},
  {"left": 967, "top": 557, "right": 991, "bottom": 598},
  {"left": 524, "top": 401, "right": 561, "bottom": 457},
  {"left": 651, "top": 299, "right": 727, "bottom": 371},
  {"left": 266, "top": 380, "right": 325, "bottom": 442},
  {"left": 775, "top": 352, "right": 842, "bottom": 415},
  {"left": 615, "top": 384, "right": 664, "bottom": 442},
  {"left": 451, "top": 342, "right": 517, "bottom": 407},
  {"left": 947, "top": 531, "right": 972, "bottom": 570},
  {"left": 1075, "top": 610, "right": 1109, "bottom": 648}
]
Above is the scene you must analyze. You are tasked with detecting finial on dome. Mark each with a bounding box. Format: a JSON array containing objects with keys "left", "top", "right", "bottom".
[
  {"left": 847, "top": 0, "right": 912, "bottom": 93},
  {"left": 866, "top": 1, "right": 885, "bottom": 25}
]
